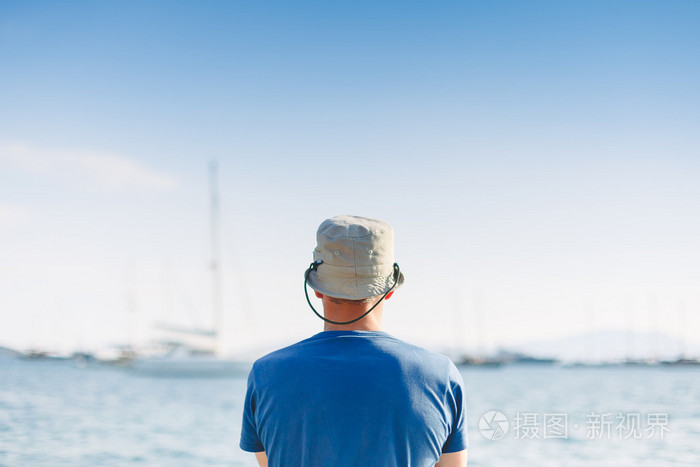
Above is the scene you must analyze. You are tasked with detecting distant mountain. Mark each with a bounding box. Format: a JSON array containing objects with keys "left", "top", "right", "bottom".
[
  {"left": 511, "top": 330, "right": 699, "bottom": 363},
  {"left": 0, "top": 345, "right": 20, "bottom": 358}
]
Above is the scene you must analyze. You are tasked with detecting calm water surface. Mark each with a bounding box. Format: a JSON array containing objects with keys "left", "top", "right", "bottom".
[{"left": 1, "top": 359, "right": 699, "bottom": 466}]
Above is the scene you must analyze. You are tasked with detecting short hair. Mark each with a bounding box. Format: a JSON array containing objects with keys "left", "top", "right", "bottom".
[{"left": 327, "top": 295, "right": 379, "bottom": 306}]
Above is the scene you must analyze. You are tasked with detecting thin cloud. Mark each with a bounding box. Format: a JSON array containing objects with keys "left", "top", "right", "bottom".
[{"left": 0, "top": 142, "right": 178, "bottom": 192}]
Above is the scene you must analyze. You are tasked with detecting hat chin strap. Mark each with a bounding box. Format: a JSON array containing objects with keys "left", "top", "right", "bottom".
[{"left": 304, "top": 261, "right": 401, "bottom": 326}]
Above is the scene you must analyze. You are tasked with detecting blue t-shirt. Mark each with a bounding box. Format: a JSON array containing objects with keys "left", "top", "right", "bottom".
[{"left": 240, "top": 330, "right": 468, "bottom": 466}]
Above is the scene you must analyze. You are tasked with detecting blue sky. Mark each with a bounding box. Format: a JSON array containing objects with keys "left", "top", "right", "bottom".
[{"left": 1, "top": 1, "right": 699, "bottom": 357}]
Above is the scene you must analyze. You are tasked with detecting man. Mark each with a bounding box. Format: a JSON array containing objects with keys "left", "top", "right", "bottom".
[{"left": 240, "top": 215, "right": 468, "bottom": 466}]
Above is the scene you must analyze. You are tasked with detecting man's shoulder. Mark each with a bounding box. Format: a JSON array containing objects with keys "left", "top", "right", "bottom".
[
  {"left": 251, "top": 332, "right": 456, "bottom": 376},
  {"left": 249, "top": 334, "right": 322, "bottom": 372},
  {"left": 385, "top": 337, "right": 457, "bottom": 375}
]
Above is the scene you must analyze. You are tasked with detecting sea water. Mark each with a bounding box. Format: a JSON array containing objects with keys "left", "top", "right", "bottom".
[{"left": 1, "top": 359, "right": 699, "bottom": 466}]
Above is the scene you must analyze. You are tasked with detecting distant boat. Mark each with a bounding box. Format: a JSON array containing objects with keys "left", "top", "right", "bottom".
[
  {"left": 454, "top": 349, "right": 559, "bottom": 368},
  {"left": 455, "top": 355, "right": 503, "bottom": 368},
  {"left": 20, "top": 349, "right": 69, "bottom": 361},
  {"left": 129, "top": 342, "right": 250, "bottom": 377},
  {"left": 623, "top": 358, "right": 656, "bottom": 366},
  {"left": 495, "top": 350, "right": 559, "bottom": 366},
  {"left": 450, "top": 290, "right": 504, "bottom": 367},
  {"left": 660, "top": 358, "right": 700, "bottom": 367},
  {"left": 510, "top": 355, "right": 558, "bottom": 365},
  {"left": 127, "top": 161, "right": 250, "bottom": 378}
]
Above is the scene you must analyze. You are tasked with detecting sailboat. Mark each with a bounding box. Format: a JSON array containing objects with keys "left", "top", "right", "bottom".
[
  {"left": 451, "top": 289, "right": 504, "bottom": 367},
  {"left": 129, "top": 161, "right": 251, "bottom": 377}
]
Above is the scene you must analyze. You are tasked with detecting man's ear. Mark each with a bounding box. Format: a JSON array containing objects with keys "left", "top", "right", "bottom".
[
  {"left": 314, "top": 291, "right": 324, "bottom": 299},
  {"left": 385, "top": 291, "right": 394, "bottom": 300}
]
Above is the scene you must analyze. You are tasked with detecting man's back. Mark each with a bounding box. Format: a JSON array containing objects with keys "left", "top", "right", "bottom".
[{"left": 240, "top": 330, "right": 468, "bottom": 467}]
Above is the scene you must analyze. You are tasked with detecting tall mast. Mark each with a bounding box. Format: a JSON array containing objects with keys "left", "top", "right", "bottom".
[
  {"left": 451, "top": 288, "right": 463, "bottom": 360},
  {"left": 209, "top": 161, "right": 224, "bottom": 357},
  {"left": 474, "top": 290, "right": 485, "bottom": 358}
]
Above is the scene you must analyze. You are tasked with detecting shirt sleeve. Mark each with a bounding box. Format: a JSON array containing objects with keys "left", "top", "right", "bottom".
[
  {"left": 441, "top": 361, "right": 469, "bottom": 453},
  {"left": 239, "top": 366, "right": 265, "bottom": 452}
]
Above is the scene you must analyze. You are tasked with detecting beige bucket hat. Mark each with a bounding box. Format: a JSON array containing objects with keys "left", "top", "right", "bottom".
[{"left": 306, "top": 215, "right": 405, "bottom": 300}]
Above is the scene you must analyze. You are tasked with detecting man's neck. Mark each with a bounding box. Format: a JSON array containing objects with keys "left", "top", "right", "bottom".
[
  {"left": 321, "top": 298, "right": 384, "bottom": 332},
  {"left": 323, "top": 321, "right": 383, "bottom": 332}
]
